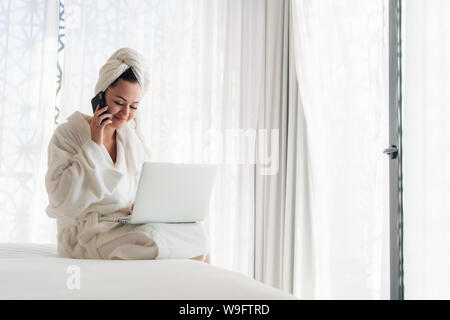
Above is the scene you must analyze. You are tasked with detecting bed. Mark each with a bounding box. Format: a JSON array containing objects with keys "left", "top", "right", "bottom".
[{"left": 0, "top": 243, "right": 296, "bottom": 300}]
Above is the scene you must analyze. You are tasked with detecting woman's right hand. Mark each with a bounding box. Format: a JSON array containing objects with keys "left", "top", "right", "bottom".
[{"left": 90, "top": 105, "right": 113, "bottom": 146}]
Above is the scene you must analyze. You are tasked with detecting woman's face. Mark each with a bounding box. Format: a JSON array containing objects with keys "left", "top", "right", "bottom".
[{"left": 104, "top": 79, "right": 141, "bottom": 130}]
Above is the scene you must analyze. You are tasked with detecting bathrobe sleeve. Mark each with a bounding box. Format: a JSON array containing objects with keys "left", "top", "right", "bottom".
[{"left": 45, "top": 124, "right": 123, "bottom": 220}]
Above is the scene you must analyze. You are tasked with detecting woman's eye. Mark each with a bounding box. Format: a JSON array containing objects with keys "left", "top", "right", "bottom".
[{"left": 115, "top": 102, "right": 137, "bottom": 109}]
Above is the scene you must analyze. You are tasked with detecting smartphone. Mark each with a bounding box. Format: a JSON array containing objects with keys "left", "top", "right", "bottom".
[{"left": 91, "top": 91, "right": 109, "bottom": 124}]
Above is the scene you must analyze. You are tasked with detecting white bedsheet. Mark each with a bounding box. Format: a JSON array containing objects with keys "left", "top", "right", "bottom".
[{"left": 0, "top": 243, "right": 296, "bottom": 300}]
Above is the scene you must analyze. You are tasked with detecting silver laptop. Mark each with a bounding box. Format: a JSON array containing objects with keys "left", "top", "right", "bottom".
[{"left": 100, "top": 162, "right": 218, "bottom": 224}]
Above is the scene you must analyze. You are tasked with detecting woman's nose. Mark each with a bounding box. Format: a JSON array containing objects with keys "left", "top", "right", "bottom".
[{"left": 120, "top": 105, "right": 130, "bottom": 116}]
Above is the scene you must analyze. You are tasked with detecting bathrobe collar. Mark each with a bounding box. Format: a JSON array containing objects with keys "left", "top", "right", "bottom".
[{"left": 66, "top": 111, "right": 128, "bottom": 170}]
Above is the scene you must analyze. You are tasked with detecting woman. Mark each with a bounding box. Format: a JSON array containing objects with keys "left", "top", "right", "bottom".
[{"left": 45, "top": 48, "right": 210, "bottom": 262}]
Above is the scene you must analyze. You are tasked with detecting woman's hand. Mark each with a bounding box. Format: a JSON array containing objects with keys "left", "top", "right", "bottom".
[{"left": 90, "top": 105, "right": 113, "bottom": 146}]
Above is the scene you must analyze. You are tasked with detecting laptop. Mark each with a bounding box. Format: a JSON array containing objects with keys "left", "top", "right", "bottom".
[{"left": 100, "top": 162, "right": 218, "bottom": 224}]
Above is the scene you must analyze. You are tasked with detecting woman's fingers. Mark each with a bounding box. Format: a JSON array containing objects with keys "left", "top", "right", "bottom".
[
  {"left": 101, "top": 119, "right": 113, "bottom": 128},
  {"left": 95, "top": 113, "right": 112, "bottom": 126},
  {"left": 97, "top": 113, "right": 112, "bottom": 126},
  {"left": 94, "top": 105, "right": 108, "bottom": 118},
  {"left": 89, "top": 106, "right": 111, "bottom": 146},
  {"left": 94, "top": 104, "right": 103, "bottom": 114}
]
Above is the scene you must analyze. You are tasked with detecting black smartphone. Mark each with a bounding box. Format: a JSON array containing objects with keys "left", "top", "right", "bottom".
[{"left": 91, "top": 91, "right": 109, "bottom": 124}]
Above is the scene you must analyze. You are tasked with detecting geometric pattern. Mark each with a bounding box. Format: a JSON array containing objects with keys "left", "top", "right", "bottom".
[
  {"left": 55, "top": 0, "right": 65, "bottom": 125},
  {"left": 0, "top": 0, "right": 57, "bottom": 242}
]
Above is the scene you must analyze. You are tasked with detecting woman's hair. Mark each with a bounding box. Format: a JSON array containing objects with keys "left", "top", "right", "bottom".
[{"left": 109, "top": 67, "right": 138, "bottom": 88}]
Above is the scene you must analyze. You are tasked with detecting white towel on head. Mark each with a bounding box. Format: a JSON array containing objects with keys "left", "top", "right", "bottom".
[{"left": 94, "top": 47, "right": 149, "bottom": 97}]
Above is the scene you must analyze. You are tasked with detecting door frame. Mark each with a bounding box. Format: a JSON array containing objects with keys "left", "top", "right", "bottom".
[{"left": 387, "top": 0, "right": 404, "bottom": 300}]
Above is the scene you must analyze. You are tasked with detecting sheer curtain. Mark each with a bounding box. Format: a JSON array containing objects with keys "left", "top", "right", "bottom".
[
  {"left": 291, "top": 0, "right": 390, "bottom": 299},
  {"left": 0, "top": 0, "right": 59, "bottom": 243},
  {"left": 403, "top": 0, "right": 450, "bottom": 299},
  {"left": 253, "top": 0, "right": 312, "bottom": 298}
]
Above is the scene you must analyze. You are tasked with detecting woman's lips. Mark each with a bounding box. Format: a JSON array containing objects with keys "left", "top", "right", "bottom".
[{"left": 115, "top": 116, "right": 127, "bottom": 121}]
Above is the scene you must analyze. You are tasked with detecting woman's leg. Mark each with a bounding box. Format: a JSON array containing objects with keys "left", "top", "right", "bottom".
[{"left": 96, "top": 225, "right": 158, "bottom": 259}]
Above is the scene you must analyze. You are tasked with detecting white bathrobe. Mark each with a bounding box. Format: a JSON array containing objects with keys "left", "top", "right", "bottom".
[{"left": 45, "top": 111, "right": 209, "bottom": 260}]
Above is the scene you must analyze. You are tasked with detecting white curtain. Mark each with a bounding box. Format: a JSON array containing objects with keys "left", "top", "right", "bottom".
[
  {"left": 291, "top": 0, "right": 390, "bottom": 299},
  {"left": 403, "top": 0, "right": 450, "bottom": 299},
  {"left": 0, "top": 0, "right": 59, "bottom": 243},
  {"left": 253, "top": 0, "right": 313, "bottom": 298}
]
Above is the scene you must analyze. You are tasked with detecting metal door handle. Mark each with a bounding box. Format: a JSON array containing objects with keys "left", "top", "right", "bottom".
[{"left": 383, "top": 145, "right": 398, "bottom": 159}]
